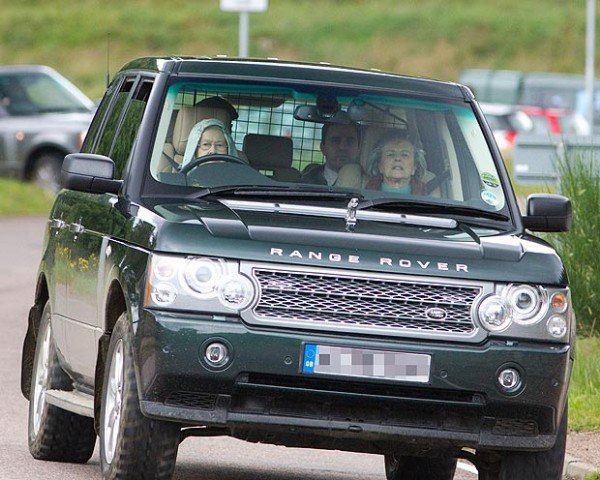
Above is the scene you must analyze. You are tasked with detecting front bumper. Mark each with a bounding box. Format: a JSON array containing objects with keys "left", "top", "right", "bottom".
[{"left": 134, "top": 309, "right": 571, "bottom": 453}]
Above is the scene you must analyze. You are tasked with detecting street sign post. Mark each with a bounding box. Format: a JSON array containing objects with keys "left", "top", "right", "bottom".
[{"left": 220, "top": 0, "right": 268, "bottom": 57}]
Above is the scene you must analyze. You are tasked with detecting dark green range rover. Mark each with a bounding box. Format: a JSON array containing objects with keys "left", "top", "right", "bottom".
[{"left": 21, "top": 57, "right": 574, "bottom": 480}]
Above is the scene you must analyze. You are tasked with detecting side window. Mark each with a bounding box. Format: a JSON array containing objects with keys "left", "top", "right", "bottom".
[
  {"left": 81, "top": 79, "right": 120, "bottom": 153},
  {"left": 94, "top": 78, "right": 135, "bottom": 157},
  {"left": 109, "top": 79, "right": 153, "bottom": 178}
]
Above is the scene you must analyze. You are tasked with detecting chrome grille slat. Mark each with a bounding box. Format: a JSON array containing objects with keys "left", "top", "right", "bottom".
[{"left": 248, "top": 268, "right": 482, "bottom": 336}]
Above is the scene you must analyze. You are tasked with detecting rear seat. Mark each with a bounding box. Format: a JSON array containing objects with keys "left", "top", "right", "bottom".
[{"left": 243, "top": 134, "right": 300, "bottom": 182}]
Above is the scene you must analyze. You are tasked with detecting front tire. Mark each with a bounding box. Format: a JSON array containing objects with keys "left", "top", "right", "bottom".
[
  {"left": 497, "top": 403, "right": 568, "bottom": 480},
  {"left": 384, "top": 453, "right": 457, "bottom": 480},
  {"left": 27, "top": 301, "right": 96, "bottom": 462},
  {"left": 99, "top": 313, "right": 180, "bottom": 480}
]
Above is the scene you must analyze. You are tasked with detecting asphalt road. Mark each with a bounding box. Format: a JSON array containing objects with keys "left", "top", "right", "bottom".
[{"left": 0, "top": 216, "right": 476, "bottom": 480}]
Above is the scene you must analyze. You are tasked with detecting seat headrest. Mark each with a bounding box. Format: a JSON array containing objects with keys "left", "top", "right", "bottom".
[
  {"left": 243, "top": 134, "right": 293, "bottom": 169},
  {"left": 172, "top": 105, "right": 233, "bottom": 154}
]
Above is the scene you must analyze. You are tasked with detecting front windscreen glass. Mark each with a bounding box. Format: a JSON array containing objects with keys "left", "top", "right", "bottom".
[
  {"left": 149, "top": 79, "right": 508, "bottom": 215},
  {"left": 0, "top": 72, "right": 93, "bottom": 115}
]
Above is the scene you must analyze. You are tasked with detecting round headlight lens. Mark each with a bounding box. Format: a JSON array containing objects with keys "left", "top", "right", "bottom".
[
  {"left": 153, "top": 258, "right": 176, "bottom": 280},
  {"left": 151, "top": 282, "right": 177, "bottom": 305},
  {"left": 478, "top": 296, "right": 511, "bottom": 332},
  {"left": 547, "top": 316, "right": 568, "bottom": 338},
  {"left": 507, "top": 285, "right": 544, "bottom": 323},
  {"left": 217, "top": 275, "right": 254, "bottom": 310},
  {"left": 184, "top": 258, "right": 222, "bottom": 295}
]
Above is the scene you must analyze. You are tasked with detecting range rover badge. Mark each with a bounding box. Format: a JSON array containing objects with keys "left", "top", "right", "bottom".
[{"left": 425, "top": 307, "right": 448, "bottom": 320}]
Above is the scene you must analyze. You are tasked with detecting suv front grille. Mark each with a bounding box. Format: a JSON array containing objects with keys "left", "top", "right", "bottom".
[{"left": 245, "top": 267, "right": 483, "bottom": 337}]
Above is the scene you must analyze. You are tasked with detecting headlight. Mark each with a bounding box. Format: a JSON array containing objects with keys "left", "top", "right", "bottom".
[
  {"left": 183, "top": 257, "right": 224, "bottom": 296},
  {"left": 217, "top": 275, "right": 254, "bottom": 310},
  {"left": 145, "top": 254, "right": 256, "bottom": 314},
  {"left": 478, "top": 296, "right": 511, "bottom": 332},
  {"left": 477, "top": 284, "right": 571, "bottom": 342},
  {"left": 547, "top": 316, "right": 568, "bottom": 338},
  {"left": 506, "top": 284, "right": 546, "bottom": 323}
]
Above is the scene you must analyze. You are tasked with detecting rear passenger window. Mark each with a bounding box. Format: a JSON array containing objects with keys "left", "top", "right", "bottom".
[
  {"left": 95, "top": 78, "right": 135, "bottom": 158},
  {"left": 110, "top": 79, "right": 153, "bottom": 178}
]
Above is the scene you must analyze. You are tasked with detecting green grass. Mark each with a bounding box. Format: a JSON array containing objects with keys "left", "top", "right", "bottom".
[
  {"left": 569, "top": 337, "right": 600, "bottom": 432},
  {"left": 0, "top": 178, "right": 53, "bottom": 216},
  {"left": 545, "top": 153, "right": 600, "bottom": 337},
  {"left": 0, "top": 0, "right": 594, "bottom": 99}
]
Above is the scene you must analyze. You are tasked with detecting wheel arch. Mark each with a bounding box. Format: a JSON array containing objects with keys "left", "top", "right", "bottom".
[
  {"left": 21, "top": 273, "right": 50, "bottom": 399},
  {"left": 93, "top": 279, "right": 127, "bottom": 432},
  {"left": 23, "top": 144, "right": 69, "bottom": 180}
]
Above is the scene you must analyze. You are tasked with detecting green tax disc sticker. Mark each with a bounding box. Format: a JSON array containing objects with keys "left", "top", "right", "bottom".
[{"left": 481, "top": 172, "right": 500, "bottom": 188}]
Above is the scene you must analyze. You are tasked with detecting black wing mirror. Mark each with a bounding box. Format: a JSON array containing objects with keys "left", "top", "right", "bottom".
[
  {"left": 61, "top": 153, "right": 122, "bottom": 194},
  {"left": 522, "top": 194, "right": 572, "bottom": 232}
]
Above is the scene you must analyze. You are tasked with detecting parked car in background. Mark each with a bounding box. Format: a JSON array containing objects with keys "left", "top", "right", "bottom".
[
  {"left": 480, "top": 102, "right": 533, "bottom": 157},
  {"left": 0, "top": 65, "right": 95, "bottom": 192},
  {"left": 520, "top": 106, "right": 590, "bottom": 136}
]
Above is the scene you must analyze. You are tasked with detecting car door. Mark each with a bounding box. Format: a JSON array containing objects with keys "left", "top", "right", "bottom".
[{"left": 65, "top": 76, "right": 153, "bottom": 382}]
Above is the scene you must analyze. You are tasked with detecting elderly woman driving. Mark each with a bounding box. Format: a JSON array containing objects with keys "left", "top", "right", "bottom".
[
  {"left": 365, "top": 129, "right": 426, "bottom": 194},
  {"left": 180, "top": 118, "right": 239, "bottom": 169}
]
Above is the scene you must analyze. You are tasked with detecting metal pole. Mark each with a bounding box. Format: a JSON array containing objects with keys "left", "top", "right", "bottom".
[
  {"left": 239, "top": 11, "right": 249, "bottom": 57},
  {"left": 585, "top": 0, "right": 596, "bottom": 128}
]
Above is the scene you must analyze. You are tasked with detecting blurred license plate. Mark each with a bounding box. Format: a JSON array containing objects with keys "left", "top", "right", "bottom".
[{"left": 302, "top": 344, "right": 430, "bottom": 383}]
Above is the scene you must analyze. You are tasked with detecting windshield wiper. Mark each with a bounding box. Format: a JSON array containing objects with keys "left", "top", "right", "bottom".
[
  {"left": 357, "top": 198, "right": 510, "bottom": 222},
  {"left": 188, "top": 185, "right": 361, "bottom": 201}
]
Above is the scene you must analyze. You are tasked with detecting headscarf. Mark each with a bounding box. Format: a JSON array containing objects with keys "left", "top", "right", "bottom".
[{"left": 181, "top": 118, "right": 239, "bottom": 168}]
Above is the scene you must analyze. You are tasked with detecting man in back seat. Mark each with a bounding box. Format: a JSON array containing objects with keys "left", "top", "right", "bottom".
[{"left": 301, "top": 122, "right": 360, "bottom": 186}]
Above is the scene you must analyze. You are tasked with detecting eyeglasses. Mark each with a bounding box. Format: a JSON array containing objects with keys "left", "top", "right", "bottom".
[{"left": 198, "top": 142, "right": 227, "bottom": 152}]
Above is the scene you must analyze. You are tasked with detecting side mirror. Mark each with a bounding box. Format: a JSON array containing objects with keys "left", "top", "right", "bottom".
[
  {"left": 61, "top": 153, "right": 122, "bottom": 194},
  {"left": 522, "top": 194, "right": 572, "bottom": 232}
]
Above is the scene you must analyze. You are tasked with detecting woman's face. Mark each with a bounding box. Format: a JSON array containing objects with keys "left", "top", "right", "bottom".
[
  {"left": 196, "top": 127, "right": 228, "bottom": 157},
  {"left": 378, "top": 139, "right": 416, "bottom": 186}
]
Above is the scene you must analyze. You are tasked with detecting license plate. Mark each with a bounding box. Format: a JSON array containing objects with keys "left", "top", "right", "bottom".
[{"left": 302, "top": 344, "right": 431, "bottom": 383}]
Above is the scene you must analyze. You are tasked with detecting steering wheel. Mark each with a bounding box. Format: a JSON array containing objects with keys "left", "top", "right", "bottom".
[{"left": 179, "top": 154, "right": 247, "bottom": 175}]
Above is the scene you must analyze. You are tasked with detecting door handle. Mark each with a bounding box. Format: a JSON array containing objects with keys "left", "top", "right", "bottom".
[{"left": 69, "top": 223, "right": 84, "bottom": 234}]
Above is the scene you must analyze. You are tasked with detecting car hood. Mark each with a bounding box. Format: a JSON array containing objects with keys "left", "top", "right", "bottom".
[{"left": 137, "top": 199, "right": 566, "bottom": 285}]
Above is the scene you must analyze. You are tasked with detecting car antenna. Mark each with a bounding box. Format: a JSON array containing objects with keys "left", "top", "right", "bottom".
[{"left": 106, "top": 33, "right": 111, "bottom": 88}]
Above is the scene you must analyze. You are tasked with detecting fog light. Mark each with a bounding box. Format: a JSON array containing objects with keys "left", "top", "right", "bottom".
[
  {"left": 497, "top": 368, "right": 521, "bottom": 393},
  {"left": 204, "top": 342, "right": 229, "bottom": 367},
  {"left": 547, "top": 316, "right": 568, "bottom": 338}
]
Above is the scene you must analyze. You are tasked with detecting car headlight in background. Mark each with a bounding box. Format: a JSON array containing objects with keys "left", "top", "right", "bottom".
[
  {"left": 145, "top": 254, "right": 256, "bottom": 314},
  {"left": 477, "top": 283, "right": 571, "bottom": 341}
]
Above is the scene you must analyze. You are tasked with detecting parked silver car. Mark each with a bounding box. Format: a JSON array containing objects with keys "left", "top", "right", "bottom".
[{"left": 0, "top": 65, "right": 94, "bottom": 192}]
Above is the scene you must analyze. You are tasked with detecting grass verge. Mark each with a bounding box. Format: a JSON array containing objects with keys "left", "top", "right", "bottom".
[
  {"left": 569, "top": 337, "right": 600, "bottom": 432},
  {"left": 0, "top": 178, "right": 54, "bottom": 216}
]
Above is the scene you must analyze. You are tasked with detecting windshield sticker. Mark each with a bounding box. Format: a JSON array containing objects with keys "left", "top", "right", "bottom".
[
  {"left": 481, "top": 190, "right": 499, "bottom": 207},
  {"left": 481, "top": 172, "right": 500, "bottom": 188}
]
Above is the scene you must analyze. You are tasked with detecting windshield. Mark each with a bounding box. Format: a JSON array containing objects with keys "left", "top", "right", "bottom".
[
  {"left": 0, "top": 71, "right": 94, "bottom": 115},
  {"left": 149, "top": 79, "right": 509, "bottom": 217}
]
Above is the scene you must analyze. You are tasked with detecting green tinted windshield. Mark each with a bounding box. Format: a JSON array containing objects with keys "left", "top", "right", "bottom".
[{"left": 149, "top": 80, "right": 507, "bottom": 213}]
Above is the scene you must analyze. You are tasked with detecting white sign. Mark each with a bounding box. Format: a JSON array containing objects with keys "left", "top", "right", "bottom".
[{"left": 220, "top": 0, "right": 268, "bottom": 12}]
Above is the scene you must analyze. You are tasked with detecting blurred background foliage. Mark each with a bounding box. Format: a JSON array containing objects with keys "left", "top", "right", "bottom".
[{"left": 0, "top": 0, "right": 595, "bottom": 100}]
